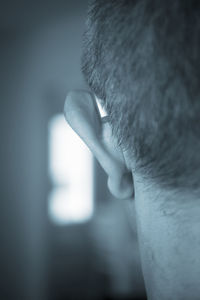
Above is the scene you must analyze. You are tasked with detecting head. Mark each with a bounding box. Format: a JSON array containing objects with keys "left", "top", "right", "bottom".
[{"left": 65, "top": 1, "right": 200, "bottom": 299}]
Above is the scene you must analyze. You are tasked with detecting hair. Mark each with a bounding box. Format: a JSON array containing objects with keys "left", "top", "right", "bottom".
[{"left": 81, "top": 0, "right": 200, "bottom": 192}]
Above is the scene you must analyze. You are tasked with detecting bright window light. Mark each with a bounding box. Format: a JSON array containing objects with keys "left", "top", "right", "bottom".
[{"left": 48, "top": 114, "right": 93, "bottom": 225}]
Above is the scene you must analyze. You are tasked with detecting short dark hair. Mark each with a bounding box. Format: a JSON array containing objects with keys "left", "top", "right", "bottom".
[{"left": 81, "top": 0, "right": 200, "bottom": 192}]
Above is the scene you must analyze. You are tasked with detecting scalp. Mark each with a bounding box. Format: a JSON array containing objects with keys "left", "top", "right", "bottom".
[{"left": 82, "top": 0, "right": 200, "bottom": 192}]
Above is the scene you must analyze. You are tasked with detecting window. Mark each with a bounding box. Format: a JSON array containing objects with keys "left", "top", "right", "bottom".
[{"left": 48, "top": 114, "right": 93, "bottom": 225}]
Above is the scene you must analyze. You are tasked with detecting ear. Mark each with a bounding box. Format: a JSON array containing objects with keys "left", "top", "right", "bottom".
[{"left": 64, "top": 90, "right": 134, "bottom": 200}]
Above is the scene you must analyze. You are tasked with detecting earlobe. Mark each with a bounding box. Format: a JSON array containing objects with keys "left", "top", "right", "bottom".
[
  {"left": 64, "top": 90, "right": 134, "bottom": 200},
  {"left": 107, "top": 171, "right": 134, "bottom": 200}
]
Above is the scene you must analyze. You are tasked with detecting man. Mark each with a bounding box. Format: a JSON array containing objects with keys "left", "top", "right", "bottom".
[{"left": 64, "top": 1, "right": 200, "bottom": 299}]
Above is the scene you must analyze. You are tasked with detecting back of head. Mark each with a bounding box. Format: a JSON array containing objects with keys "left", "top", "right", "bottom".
[
  {"left": 81, "top": 2, "right": 200, "bottom": 299},
  {"left": 82, "top": 0, "right": 200, "bottom": 193}
]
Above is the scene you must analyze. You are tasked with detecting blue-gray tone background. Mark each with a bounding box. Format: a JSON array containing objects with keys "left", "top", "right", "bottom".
[{"left": 0, "top": 1, "right": 146, "bottom": 299}]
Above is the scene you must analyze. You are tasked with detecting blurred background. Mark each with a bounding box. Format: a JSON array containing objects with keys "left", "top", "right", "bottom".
[{"left": 0, "top": 0, "right": 146, "bottom": 299}]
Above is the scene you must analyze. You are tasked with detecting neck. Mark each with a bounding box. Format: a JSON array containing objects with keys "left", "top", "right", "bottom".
[{"left": 133, "top": 173, "right": 200, "bottom": 300}]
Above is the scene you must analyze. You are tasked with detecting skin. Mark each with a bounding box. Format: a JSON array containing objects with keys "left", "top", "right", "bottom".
[
  {"left": 132, "top": 176, "right": 200, "bottom": 300},
  {"left": 64, "top": 90, "right": 200, "bottom": 300}
]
